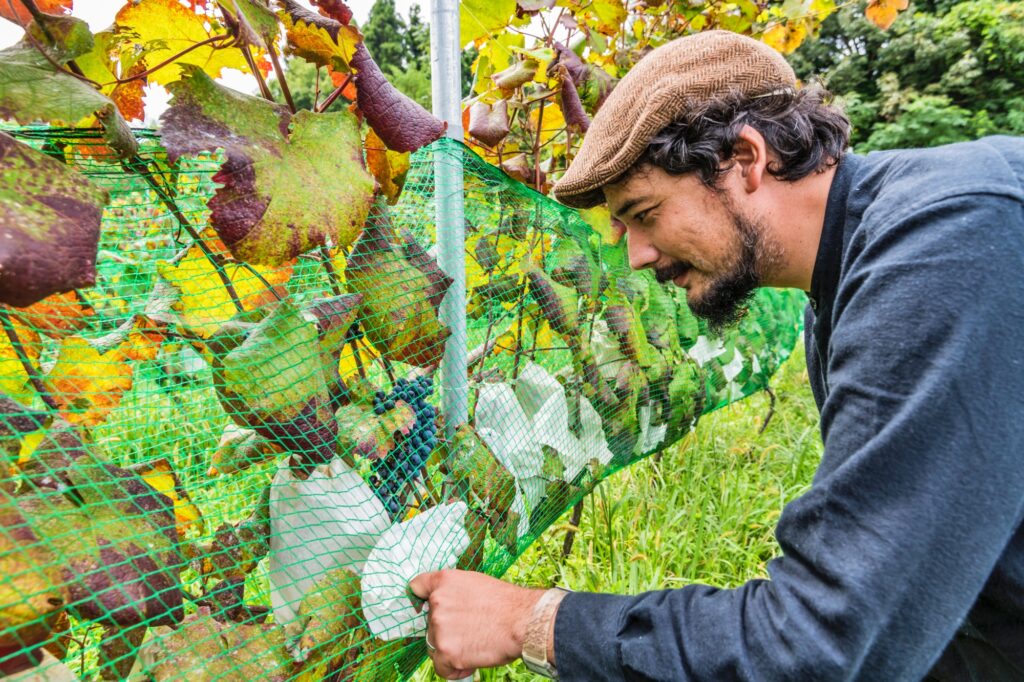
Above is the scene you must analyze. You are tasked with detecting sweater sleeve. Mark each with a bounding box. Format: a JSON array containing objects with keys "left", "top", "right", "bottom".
[{"left": 553, "top": 192, "right": 1024, "bottom": 681}]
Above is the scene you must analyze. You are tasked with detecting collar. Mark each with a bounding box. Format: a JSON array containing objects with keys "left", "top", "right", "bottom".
[{"left": 809, "top": 152, "right": 862, "bottom": 313}]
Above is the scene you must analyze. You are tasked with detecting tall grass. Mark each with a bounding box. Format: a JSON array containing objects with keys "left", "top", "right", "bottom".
[{"left": 416, "top": 342, "right": 822, "bottom": 681}]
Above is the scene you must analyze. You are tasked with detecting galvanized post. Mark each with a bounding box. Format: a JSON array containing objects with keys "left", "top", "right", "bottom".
[{"left": 431, "top": 0, "right": 468, "bottom": 437}]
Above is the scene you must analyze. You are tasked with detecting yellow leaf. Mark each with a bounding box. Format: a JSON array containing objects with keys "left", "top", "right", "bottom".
[
  {"left": 0, "top": 319, "right": 40, "bottom": 401},
  {"left": 365, "top": 128, "right": 411, "bottom": 204},
  {"left": 17, "top": 430, "right": 46, "bottom": 466},
  {"left": 337, "top": 342, "right": 379, "bottom": 383},
  {"left": 461, "top": 0, "right": 517, "bottom": 47},
  {"left": 157, "top": 245, "right": 293, "bottom": 338},
  {"left": 136, "top": 458, "right": 206, "bottom": 536},
  {"left": 45, "top": 337, "right": 134, "bottom": 427},
  {"left": 529, "top": 100, "right": 567, "bottom": 147},
  {"left": 579, "top": 205, "right": 619, "bottom": 244},
  {"left": 279, "top": 2, "right": 363, "bottom": 74},
  {"left": 865, "top": 0, "right": 908, "bottom": 29},
  {"left": 762, "top": 21, "right": 808, "bottom": 54},
  {"left": 591, "top": 0, "right": 627, "bottom": 35},
  {"left": 115, "top": 0, "right": 251, "bottom": 86}
]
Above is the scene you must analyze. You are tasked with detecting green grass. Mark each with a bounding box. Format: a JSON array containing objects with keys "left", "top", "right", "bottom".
[{"left": 414, "top": 341, "right": 823, "bottom": 681}]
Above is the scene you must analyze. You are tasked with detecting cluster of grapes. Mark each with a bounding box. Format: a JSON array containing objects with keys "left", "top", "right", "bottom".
[{"left": 369, "top": 376, "right": 438, "bottom": 518}]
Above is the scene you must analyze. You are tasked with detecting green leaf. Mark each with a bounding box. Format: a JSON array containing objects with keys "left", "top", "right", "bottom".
[
  {"left": 161, "top": 66, "right": 374, "bottom": 265},
  {"left": 460, "top": 0, "right": 517, "bottom": 47},
  {"left": 0, "top": 132, "right": 108, "bottom": 307},
  {"left": 211, "top": 300, "right": 338, "bottom": 469},
  {"left": 346, "top": 203, "right": 452, "bottom": 367}
]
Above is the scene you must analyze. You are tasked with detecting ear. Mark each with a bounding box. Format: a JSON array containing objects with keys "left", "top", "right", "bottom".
[{"left": 731, "top": 125, "right": 769, "bottom": 194}]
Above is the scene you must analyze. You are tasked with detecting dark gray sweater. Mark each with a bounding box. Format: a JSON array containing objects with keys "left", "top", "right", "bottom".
[{"left": 553, "top": 137, "right": 1024, "bottom": 681}]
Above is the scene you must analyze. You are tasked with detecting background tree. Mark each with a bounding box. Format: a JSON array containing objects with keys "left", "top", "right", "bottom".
[
  {"left": 790, "top": 0, "right": 1024, "bottom": 150},
  {"left": 363, "top": 0, "right": 407, "bottom": 72}
]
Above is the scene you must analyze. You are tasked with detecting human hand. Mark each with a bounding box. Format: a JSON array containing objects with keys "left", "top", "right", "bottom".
[{"left": 408, "top": 569, "right": 544, "bottom": 680}]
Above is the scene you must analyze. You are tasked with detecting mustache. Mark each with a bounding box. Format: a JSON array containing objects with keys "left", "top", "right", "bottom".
[{"left": 654, "top": 261, "right": 690, "bottom": 284}]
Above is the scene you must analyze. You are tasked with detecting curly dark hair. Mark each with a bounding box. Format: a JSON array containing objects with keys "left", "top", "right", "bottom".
[{"left": 634, "top": 85, "right": 851, "bottom": 186}]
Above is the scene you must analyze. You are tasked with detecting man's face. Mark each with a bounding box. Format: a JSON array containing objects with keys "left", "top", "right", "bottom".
[{"left": 604, "top": 164, "right": 781, "bottom": 331}]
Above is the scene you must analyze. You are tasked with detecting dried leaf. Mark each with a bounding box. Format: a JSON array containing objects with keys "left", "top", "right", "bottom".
[
  {"left": 350, "top": 43, "right": 446, "bottom": 153},
  {"left": 467, "top": 99, "right": 510, "bottom": 147}
]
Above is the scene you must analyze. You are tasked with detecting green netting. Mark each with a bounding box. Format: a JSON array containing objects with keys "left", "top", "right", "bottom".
[{"left": 0, "top": 128, "right": 804, "bottom": 681}]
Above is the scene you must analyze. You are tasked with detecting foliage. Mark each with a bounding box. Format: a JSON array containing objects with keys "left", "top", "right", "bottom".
[
  {"left": 790, "top": 0, "right": 1024, "bottom": 150},
  {"left": 0, "top": 1, "right": 831, "bottom": 680},
  {"left": 458, "top": 0, "right": 909, "bottom": 196}
]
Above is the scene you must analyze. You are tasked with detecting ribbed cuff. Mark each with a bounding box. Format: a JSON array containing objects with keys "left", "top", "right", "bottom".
[{"left": 553, "top": 591, "right": 632, "bottom": 680}]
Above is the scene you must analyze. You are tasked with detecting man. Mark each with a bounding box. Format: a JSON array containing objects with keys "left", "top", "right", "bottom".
[{"left": 411, "top": 30, "right": 1024, "bottom": 680}]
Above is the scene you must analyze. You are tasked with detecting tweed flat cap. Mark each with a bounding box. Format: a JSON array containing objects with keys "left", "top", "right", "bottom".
[{"left": 552, "top": 31, "right": 796, "bottom": 209}]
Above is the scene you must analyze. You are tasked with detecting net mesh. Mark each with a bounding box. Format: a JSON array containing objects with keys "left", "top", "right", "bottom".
[{"left": 0, "top": 128, "right": 804, "bottom": 681}]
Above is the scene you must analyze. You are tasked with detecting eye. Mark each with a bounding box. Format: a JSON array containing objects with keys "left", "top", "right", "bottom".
[{"left": 634, "top": 209, "right": 650, "bottom": 224}]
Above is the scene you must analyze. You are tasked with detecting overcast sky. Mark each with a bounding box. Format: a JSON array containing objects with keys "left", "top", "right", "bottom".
[{"left": 0, "top": 0, "right": 424, "bottom": 123}]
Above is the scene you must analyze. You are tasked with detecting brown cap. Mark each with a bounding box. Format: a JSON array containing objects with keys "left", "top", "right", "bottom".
[{"left": 552, "top": 31, "right": 796, "bottom": 209}]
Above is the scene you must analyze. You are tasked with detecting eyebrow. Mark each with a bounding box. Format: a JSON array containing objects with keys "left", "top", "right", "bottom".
[{"left": 611, "top": 197, "right": 648, "bottom": 221}]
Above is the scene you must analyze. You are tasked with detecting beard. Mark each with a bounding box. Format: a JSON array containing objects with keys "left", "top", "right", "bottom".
[{"left": 656, "top": 208, "right": 779, "bottom": 333}]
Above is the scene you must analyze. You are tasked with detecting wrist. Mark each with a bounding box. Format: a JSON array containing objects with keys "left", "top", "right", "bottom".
[{"left": 521, "top": 587, "right": 570, "bottom": 678}]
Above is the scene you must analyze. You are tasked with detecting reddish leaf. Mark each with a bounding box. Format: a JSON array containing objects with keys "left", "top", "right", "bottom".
[
  {"left": 0, "top": 133, "right": 106, "bottom": 307},
  {"left": 558, "top": 65, "right": 590, "bottom": 133},
  {"left": 467, "top": 100, "right": 510, "bottom": 147},
  {"left": 0, "top": 0, "right": 71, "bottom": 27},
  {"left": 312, "top": 0, "right": 354, "bottom": 24},
  {"left": 161, "top": 67, "right": 373, "bottom": 265},
  {"left": 350, "top": 43, "right": 446, "bottom": 153}
]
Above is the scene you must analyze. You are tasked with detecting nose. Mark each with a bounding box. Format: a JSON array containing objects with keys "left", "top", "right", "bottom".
[{"left": 626, "top": 229, "right": 660, "bottom": 271}]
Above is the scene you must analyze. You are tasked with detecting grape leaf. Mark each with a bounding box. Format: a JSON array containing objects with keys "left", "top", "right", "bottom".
[
  {"left": 114, "top": 0, "right": 250, "bottom": 86},
  {"left": 15, "top": 426, "right": 185, "bottom": 628},
  {"left": 133, "top": 607, "right": 293, "bottom": 681},
  {"left": 350, "top": 43, "right": 446, "bottom": 153},
  {"left": 311, "top": 0, "right": 355, "bottom": 24},
  {"left": 44, "top": 335, "right": 134, "bottom": 427},
  {"left": 155, "top": 244, "right": 293, "bottom": 338},
  {"left": 346, "top": 204, "right": 452, "bottom": 367},
  {"left": 12, "top": 290, "right": 94, "bottom": 339},
  {"left": 162, "top": 66, "right": 374, "bottom": 265},
  {"left": 0, "top": 133, "right": 107, "bottom": 308},
  {"left": 129, "top": 458, "right": 205, "bottom": 536},
  {"left": 0, "top": 318, "right": 39, "bottom": 404},
  {"left": 278, "top": 0, "right": 362, "bottom": 74},
  {"left": 761, "top": 20, "right": 809, "bottom": 54},
  {"left": 210, "top": 299, "right": 338, "bottom": 470},
  {"left": 211, "top": 422, "right": 282, "bottom": 476},
  {"left": 467, "top": 99, "right": 510, "bottom": 147},
  {"left": 865, "top": 0, "right": 909, "bottom": 29},
  {"left": 0, "top": 0, "right": 71, "bottom": 28},
  {"left": 283, "top": 566, "right": 364, "bottom": 672},
  {"left": 97, "top": 624, "right": 146, "bottom": 681},
  {"left": 0, "top": 501, "right": 64, "bottom": 653},
  {"left": 365, "top": 127, "right": 410, "bottom": 204},
  {"left": 219, "top": 0, "right": 279, "bottom": 46},
  {"left": 460, "top": 0, "right": 517, "bottom": 46}
]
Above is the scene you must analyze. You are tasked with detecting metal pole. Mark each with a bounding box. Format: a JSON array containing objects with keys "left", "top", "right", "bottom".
[{"left": 431, "top": 0, "right": 468, "bottom": 437}]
